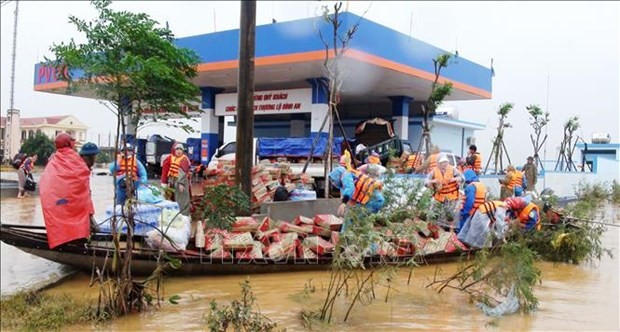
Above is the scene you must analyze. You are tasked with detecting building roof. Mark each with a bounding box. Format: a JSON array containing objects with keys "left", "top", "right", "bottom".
[
  {"left": 0, "top": 115, "right": 81, "bottom": 128},
  {"left": 33, "top": 12, "right": 492, "bottom": 104}
]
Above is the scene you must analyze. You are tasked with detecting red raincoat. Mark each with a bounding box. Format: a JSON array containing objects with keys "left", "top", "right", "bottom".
[{"left": 40, "top": 147, "right": 94, "bottom": 248}]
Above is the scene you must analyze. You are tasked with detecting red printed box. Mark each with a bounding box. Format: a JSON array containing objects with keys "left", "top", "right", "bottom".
[
  {"left": 302, "top": 236, "right": 334, "bottom": 255},
  {"left": 314, "top": 214, "right": 343, "bottom": 231}
]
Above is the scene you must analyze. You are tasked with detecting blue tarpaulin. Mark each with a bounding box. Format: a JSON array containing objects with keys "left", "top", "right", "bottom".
[{"left": 257, "top": 137, "right": 345, "bottom": 158}]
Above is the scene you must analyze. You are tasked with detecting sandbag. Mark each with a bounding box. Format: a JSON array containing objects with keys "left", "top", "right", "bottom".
[{"left": 40, "top": 149, "right": 93, "bottom": 249}]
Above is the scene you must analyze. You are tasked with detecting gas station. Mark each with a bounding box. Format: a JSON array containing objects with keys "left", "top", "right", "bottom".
[{"left": 33, "top": 12, "right": 492, "bottom": 165}]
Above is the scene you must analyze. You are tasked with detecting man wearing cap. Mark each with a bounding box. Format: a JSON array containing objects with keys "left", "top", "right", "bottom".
[
  {"left": 522, "top": 156, "right": 538, "bottom": 193},
  {"left": 109, "top": 142, "right": 148, "bottom": 205},
  {"left": 330, "top": 150, "right": 385, "bottom": 222},
  {"left": 161, "top": 142, "right": 191, "bottom": 216},
  {"left": 465, "top": 145, "right": 482, "bottom": 175},
  {"left": 79, "top": 142, "right": 100, "bottom": 170},
  {"left": 425, "top": 153, "right": 464, "bottom": 226}
]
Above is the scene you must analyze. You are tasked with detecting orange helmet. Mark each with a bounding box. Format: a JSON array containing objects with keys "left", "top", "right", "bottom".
[{"left": 55, "top": 133, "right": 76, "bottom": 150}]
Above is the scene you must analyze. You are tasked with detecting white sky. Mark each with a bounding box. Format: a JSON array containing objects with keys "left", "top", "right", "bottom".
[{"left": 1, "top": 1, "right": 619, "bottom": 163}]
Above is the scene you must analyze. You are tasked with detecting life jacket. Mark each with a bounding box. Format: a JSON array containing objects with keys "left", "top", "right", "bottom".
[
  {"left": 432, "top": 166, "right": 459, "bottom": 202},
  {"left": 508, "top": 171, "right": 524, "bottom": 190},
  {"left": 478, "top": 201, "right": 506, "bottom": 226},
  {"left": 351, "top": 172, "right": 381, "bottom": 205},
  {"left": 464, "top": 182, "right": 487, "bottom": 216},
  {"left": 518, "top": 203, "right": 541, "bottom": 231},
  {"left": 167, "top": 154, "right": 190, "bottom": 178},
  {"left": 428, "top": 153, "right": 440, "bottom": 173},
  {"left": 405, "top": 153, "right": 423, "bottom": 170},
  {"left": 467, "top": 152, "right": 482, "bottom": 174},
  {"left": 116, "top": 156, "right": 138, "bottom": 180}
]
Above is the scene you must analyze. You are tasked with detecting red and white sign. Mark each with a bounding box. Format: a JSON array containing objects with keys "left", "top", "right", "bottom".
[{"left": 214, "top": 88, "right": 312, "bottom": 116}]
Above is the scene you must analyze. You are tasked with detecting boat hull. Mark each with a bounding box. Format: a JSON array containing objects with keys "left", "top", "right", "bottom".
[{"left": 0, "top": 224, "right": 470, "bottom": 276}]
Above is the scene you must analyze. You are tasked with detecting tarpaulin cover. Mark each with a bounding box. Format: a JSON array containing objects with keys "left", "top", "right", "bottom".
[
  {"left": 257, "top": 137, "right": 344, "bottom": 158},
  {"left": 39, "top": 148, "right": 93, "bottom": 249}
]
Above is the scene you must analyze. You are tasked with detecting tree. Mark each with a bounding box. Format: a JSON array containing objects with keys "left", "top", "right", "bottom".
[
  {"left": 484, "top": 102, "right": 513, "bottom": 174},
  {"left": 46, "top": 0, "right": 201, "bottom": 318},
  {"left": 412, "top": 53, "right": 454, "bottom": 165},
  {"left": 19, "top": 132, "right": 55, "bottom": 165},
  {"left": 316, "top": 2, "right": 362, "bottom": 198},
  {"left": 526, "top": 104, "right": 550, "bottom": 170},
  {"left": 555, "top": 116, "right": 580, "bottom": 171}
]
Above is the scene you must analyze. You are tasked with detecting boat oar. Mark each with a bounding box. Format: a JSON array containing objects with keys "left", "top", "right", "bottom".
[{"left": 565, "top": 217, "right": 620, "bottom": 228}]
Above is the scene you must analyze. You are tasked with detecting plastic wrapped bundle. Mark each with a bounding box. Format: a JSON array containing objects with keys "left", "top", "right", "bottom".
[{"left": 100, "top": 200, "right": 180, "bottom": 235}]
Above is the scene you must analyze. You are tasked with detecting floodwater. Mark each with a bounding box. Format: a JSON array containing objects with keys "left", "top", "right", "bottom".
[{"left": 1, "top": 172, "right": 619, "bottom": 331}]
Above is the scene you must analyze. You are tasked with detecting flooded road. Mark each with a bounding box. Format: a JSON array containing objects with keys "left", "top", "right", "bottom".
[{"left": 1, "top": 172, "right": 619, "bottom": 330}]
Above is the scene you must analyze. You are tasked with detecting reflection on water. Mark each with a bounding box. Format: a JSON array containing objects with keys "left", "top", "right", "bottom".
[{"left": 2, "top": 172, "right": 619, "bottom": 330}]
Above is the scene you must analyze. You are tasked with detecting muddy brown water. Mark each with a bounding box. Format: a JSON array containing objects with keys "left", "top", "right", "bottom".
[{"left": 1, "top": 173, "right": 619, "bottom": 330}]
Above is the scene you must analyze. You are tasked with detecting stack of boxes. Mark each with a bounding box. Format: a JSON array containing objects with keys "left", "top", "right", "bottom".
[
  {"left": 200, "top": 215, "right": 468, "bottom": 260},
  {"left": 202, "top": 161, "right": 316, "bottom": 209}
]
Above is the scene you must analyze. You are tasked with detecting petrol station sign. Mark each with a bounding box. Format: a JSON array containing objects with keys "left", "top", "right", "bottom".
[{"left": 214, "top": 88, "right": 312, "bottom": 116}]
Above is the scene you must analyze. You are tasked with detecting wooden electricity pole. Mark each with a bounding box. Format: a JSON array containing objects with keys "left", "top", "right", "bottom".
[{"left": 236, "top": 0, "right": 256, "bottom": 212}]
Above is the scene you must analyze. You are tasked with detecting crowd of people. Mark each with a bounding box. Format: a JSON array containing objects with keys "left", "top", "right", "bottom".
[
  {"left": 24, "top": 132, "right": 540, "bottom": 250},
  {"left": 328, "top": 143, "right": 541, "bottom": 249}
]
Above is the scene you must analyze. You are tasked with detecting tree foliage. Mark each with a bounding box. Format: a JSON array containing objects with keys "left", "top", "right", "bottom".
[
  {"left": 46, "top": 0, "right": 201, "bottom": 125},
  {"left": 192, "top": 185, "right": 251, "bottom": 231},
  {"left": 45, "top": 0, "right": 202, "bottom": 318},
  {"left": 419, "top": 53, "right": 453, "bottom": 156},
  {"left": 526, "top": 104, "right": 550, "bottom": 168},
  {"left": 19, "top": 132, "right": 55, "bottom": 165}
]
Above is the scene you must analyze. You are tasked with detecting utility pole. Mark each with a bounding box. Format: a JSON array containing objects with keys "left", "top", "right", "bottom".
[
  {"left": 4, "top": 0, "right": 20, "bottom": 161},
  {"left": 236, "top": 0, "right": 256, "bottom": 212}
]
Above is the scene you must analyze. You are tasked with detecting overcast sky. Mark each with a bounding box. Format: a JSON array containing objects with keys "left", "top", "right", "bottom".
[{"left": 1, "top": 1, "right": 618, "bottom": 164}]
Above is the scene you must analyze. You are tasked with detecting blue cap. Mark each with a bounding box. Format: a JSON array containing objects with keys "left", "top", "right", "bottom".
[{"left": 79, "top": 142, "right": 100, "bottom": 156}]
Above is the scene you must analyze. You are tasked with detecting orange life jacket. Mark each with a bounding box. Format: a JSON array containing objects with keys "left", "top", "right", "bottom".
[
  {"left": 477, "top": 201, "right": 506, "bottom": 226},
  {"left": 351, "top": 173, "right": 381, "bottom": 205},
  {"left": 428, "top": 153, "right": 440, "bottom": 173},
  {"left": 432, "top": 166, "right": 459, "bottom": 202},
  {"left": 518, "top": 203, "right": 541, "bottom": 231},
  {"left": 464, "top": 182, "right": 487, "bottom": 216},
  {"left": 467, "top": 152, "right": 482, "bottom": 174},
  {"left": 508, "top": 171, "right": 524, "bottom": 190},
  {"left": 405, "top": 153, "right": 423, "bottom": 170},
  {"left": 167, "top": 154, "right": 190, "bottom": 178},
  {"left": 116, "top": 156, "right": 138, "bottom": 180}
]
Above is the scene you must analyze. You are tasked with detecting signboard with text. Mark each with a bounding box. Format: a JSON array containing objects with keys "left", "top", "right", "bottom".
[{"left": 214, "top": 88, "right": 312, "bottom": 116}]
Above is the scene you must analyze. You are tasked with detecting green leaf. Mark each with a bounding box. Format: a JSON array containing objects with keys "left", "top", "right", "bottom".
[{"left": 168, "top": 294, "right": 181, "bottom": 305}]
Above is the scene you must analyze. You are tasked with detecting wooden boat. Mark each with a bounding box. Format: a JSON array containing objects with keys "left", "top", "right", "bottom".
[{"left": 0, "top": 223, "right": 471, "bottom": 276}]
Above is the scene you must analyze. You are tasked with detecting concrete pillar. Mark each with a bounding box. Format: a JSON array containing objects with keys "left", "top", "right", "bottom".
[
  {"left": 307, "top": 78, "right": 329, "bottom": 137},
  {"left": 389, "top": 96, "right": 413, "bottom": 141},
  {"left": 200, "top": 87, "right": 223, "bottom": 165},
  {"left": 5, "top": 108, "right": 20, "bottom": 159}
]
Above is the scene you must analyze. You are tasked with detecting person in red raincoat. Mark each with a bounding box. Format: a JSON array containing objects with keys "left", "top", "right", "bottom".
[
  {"left": 39, "top": 133, "right": 95, "bottom": 248},
  {"left": 161, "top": 142, "right": 192, "bottom": 216}
]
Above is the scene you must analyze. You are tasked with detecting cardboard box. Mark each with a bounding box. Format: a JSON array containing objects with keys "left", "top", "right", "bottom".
[
  {"left": 223, "top": 232, "right": 254, "bottom": 250},
  {"left": 294, "top": 215, "right": 314, "bottom": 226},
  {"left": 298, "top": 246, "right": 318, "bottom": 259},
  {"left": 232, "top": 217, "right": 258, "bottom": 232},
  {"left": 314, "top": 214, "right": 343, "bottom": 231},
  {"left": 303, "top": 236, "right": 335, "bottom": 255},
  {"left": 311, "top": 225, "right": 332, "bottom": 237},
  {"left": 330, "top": 231, "right": 340, "bottom": 246}
]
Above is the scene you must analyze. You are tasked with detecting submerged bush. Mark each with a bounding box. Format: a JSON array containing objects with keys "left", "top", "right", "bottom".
[
  {"left": 526, "top": 224, "right": 613, "bottom": 266},
  {"left": 0, "top": 290, "right": 97, "bottom": 330},
  {"left": 204, "top": 279, "right": 278, "bottom": 332}
]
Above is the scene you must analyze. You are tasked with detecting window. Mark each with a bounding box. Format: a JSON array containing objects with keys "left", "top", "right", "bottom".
[
  {"left": 36, "top": 129, "right": 41, "bottom": 136},
  {"left": 28, "top": 130, "right": 34, "bottom": 139},
  {"left": 21, "top": 130, "right": 26, "bottom": 140}
]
